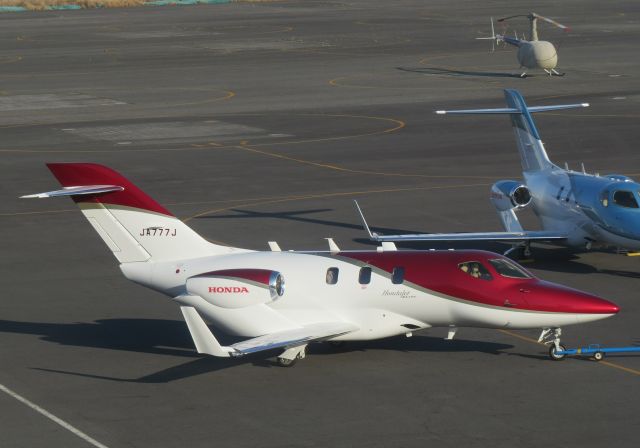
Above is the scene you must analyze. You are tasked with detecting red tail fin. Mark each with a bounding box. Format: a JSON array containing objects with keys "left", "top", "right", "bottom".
[{"left": 47, "top": 163, "right": 173, "bottom": 216}]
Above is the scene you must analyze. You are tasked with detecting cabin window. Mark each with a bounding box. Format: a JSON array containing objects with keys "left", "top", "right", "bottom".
[
  {"left": 613, "top": 190, "right": 639, "bottom": 208},
  {"left": 489, "top": 259, "right": 531, "bottom": 279},
  {"left": 600, "top": 189, "right": 609, "bottom": 207},
  {"left": 458, "top": 261, "right": 493, "bottom": 280},
  {"left": 359, "top": 266, "right": 372, "bottom": 284},
  {"left": 392, "top": 267, "right": 405, "bottom": 284},
  {"left": 326, "top": 267, "right": 339, "bottom": 285}
]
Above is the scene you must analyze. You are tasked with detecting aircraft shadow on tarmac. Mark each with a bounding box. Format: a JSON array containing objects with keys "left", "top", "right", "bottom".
[
  {"left": 396, "top": 66, "right": 523, "bottom": 79},
  {"left": 0, "top": 318, "right": 511, "bottom": 382},
  {"left": 195, "top": 208, "right": 427, "bottom": 237}
]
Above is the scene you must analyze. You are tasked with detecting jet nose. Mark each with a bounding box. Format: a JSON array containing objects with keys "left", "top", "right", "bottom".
[
  {"left": 531, "top": 281, "right": 620, "bottom": 315},
  {"left": 572, "top": 295, "right": 620, "bottom": 315}
]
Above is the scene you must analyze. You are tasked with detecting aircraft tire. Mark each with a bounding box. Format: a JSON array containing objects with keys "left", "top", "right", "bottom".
[
  {"left": 593, "top": 352, "right": 604, "bottom": 361},
  {"left": 549, "top": 344, "right": 567, "bottom": 361}
]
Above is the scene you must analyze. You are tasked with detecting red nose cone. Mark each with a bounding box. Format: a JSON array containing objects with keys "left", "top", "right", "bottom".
[
  {"left": 529, "top": 282, "right": 620, "bottom": 314},
  {"left": 574, "top": 296, "right": 620, "bottom": 314}
]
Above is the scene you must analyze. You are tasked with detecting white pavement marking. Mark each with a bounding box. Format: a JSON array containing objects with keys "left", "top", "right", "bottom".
[{"left": 0, "top": 383, "right": 110, "bottom": 448}]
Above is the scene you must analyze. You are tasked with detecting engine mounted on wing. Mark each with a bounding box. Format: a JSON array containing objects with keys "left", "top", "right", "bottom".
[{"left": 490, "top": 180, "right": 532, "bottom": 211}]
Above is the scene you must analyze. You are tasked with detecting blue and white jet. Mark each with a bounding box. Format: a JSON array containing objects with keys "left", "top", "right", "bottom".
[{"left": 357, "top": 89, "right": 640, "bottom": 256}]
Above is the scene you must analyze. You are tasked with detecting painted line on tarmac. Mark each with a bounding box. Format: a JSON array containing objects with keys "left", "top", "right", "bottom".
[
  {"left": 242, "top": 113, "right": 406, "bottom": 147},
  {"left": 235, "top": 143, "right": 497, "bottom": 179},
  {"left": 0, "top": 112, "right": 401, "bottom": 154},
  {"left": 0, "top": 383, "right": 110, "bottom": 448},
  {"left": 0, "top": 208, "right": 76, "bottom": 217},
  {"left": 499, "top": 330, "right": 640, "bottom": 377}
]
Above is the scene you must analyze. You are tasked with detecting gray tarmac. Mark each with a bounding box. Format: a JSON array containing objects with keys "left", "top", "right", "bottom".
[{"left": 1, "top": 1, "right": 639, "bottom": 447}]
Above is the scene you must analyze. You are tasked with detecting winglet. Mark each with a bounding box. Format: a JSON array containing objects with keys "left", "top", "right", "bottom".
[
  {"left": 353, "top": 200, "right": 379, "bottom": 240},
  {"left": 180, "top": 306, "right": 234, "bottom": 357}
]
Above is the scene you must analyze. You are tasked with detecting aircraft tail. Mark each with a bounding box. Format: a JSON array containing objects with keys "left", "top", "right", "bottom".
[
  {"left": 436, "top": 89, "right": 589, "bottom": 172},
  {"left": 22, "top": 163, "right": 238, "bottom": 263}
]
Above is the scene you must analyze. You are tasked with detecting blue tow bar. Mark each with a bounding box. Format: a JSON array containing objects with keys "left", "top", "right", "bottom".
[{"left": 555, "top": 344, "right": 640, "bottom": 361}]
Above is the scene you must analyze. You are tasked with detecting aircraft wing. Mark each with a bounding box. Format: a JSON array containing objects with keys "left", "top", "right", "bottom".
[
  {"left": 180, "top": 306, "right": 357, "bottom": 358},
  {"left": 354, "top": 201, "right": 567, "bottom": 243},
  {"left": 365, "top": 230, "right": 567, "bottom": 243}
]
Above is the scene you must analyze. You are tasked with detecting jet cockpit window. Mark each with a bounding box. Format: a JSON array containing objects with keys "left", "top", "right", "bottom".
[
  {"left": 326, "top": 267, "right": 339, "bottom": 285},
  {"left": 392, "top": 267, "right": 405, "bottom": 284},
  {"left": 458, "top": 262, "right": 493, "bottom": 280},
  {"left": 600, "top": 189, "right": 609, "bottom": 207},
  {"left": 488, "top": 259, "right": 532, "bottom": 279},
  {"left": 359, "top": 266, "right": 372, "bottom": 285},
  {"left": 613, "top": 190, "right": 639, "bottom": 209}
]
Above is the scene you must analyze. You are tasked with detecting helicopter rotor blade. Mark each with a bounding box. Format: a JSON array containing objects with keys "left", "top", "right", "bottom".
[
  {"left": 533, "top": 13, "right": 571, "bottom": 31},
  {"left": 497, "top": 14, "right": 528, "bottom": 22}
]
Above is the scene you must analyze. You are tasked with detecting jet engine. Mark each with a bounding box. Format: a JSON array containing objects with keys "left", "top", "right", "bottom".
[
  {"left": 490, "top": 180, "right": 532, "bottom": 211},
  {"left": 187, "top": 269, "right": 285, "bottom": 309}
]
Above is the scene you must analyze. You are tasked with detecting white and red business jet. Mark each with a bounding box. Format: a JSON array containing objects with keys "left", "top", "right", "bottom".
[{"left": 22, "top": 163, "right": 619, "bottom": 365}]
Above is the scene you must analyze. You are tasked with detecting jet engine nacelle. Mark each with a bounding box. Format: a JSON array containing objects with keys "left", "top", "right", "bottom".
[
  {"left": 490, "top": 180, "right": 532, "bottom": 212},
  {"left": 517, "top": 41, "right": 557, "bottom": 69},
  {"left": 187, "top": 269, "right": 285, "bottom": 309}
]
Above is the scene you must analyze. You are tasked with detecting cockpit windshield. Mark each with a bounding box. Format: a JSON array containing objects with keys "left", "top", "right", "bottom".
[
  {"left": 458, "top": 261, "right": 493, "bottom": 280},
  {"left": 612, "top": 190, "right": 639, "bottom": 209},
  {"left": 489, "top": 258, "right": 532, "bottom": 279}
]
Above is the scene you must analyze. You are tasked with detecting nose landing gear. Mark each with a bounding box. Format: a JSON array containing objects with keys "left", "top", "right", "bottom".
[{"left": 539, "top": 327, "right": 566, "bottom": 361}]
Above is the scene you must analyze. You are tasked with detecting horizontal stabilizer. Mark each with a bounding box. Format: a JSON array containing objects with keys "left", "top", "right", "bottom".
[
  {"left": 437, "top": 90, "right": 590, "bottom": 172},
  {"left": 20, "top": 185, "right": 123, "bottom": 199},
  {"left": 180, "top": 305, "right": 357, "bottom": 358},
  {"left": 527, "top": 104, "right": 589, "bottom": 113},
  {"left": 436, "top": 103, "right": 588, "bottom": 115}
]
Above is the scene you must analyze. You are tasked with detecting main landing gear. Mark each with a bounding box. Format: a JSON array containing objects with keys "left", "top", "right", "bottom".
[
  {"left": 539, "top": 327, "right": 566, "bottom": 361},
  {"left": 276, "top": 345, "right": 307, "bottom": 367}
]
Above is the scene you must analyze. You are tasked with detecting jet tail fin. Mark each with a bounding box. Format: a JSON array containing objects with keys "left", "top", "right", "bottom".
[
  {"left": 22, "top": 163, "right": 240, "bottom": 263},
  {"left": 436, "top": 89, "right": 589, "bottom": 172}
]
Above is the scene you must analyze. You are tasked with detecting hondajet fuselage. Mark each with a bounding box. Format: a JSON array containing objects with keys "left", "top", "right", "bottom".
[{"left": 23, "top": 163, "right": 619, "bottom": 365}]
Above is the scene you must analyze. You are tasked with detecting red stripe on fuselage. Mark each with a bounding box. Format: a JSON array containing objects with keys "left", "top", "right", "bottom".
[
  {"left": 336, "top": 250, "right": 618, "bottom": 315},
  {"left": 47, "top": 163, "right": 173, "bottom": 216},
  {"left": 193, "top": 269, "right": 273, "bottom": 285}
]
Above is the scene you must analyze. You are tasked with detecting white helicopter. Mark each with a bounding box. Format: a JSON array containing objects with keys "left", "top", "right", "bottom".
[
  {"left": 21, "top": 162, "right": 618, "bottom": 365},
  {"left": 478, "top": 13, "right": 570, "bottom": 77}
]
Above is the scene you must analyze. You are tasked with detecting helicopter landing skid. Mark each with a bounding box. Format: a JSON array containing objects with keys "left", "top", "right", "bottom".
[{"left": 544, "top": 69, "right": 566, "bottom": 77}]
